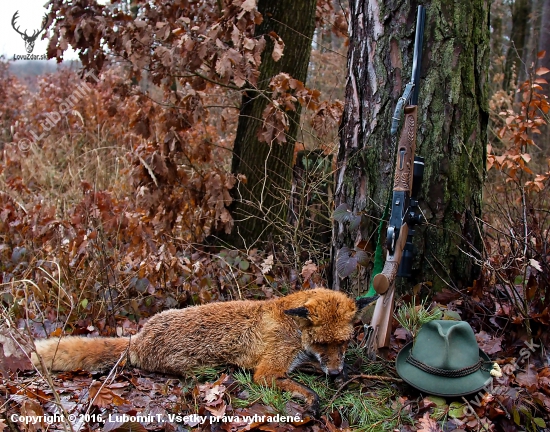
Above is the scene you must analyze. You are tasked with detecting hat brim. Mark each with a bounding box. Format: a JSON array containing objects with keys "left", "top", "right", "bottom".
[{"left": 395, "top": 342, "right": 493, "bottom": 397}]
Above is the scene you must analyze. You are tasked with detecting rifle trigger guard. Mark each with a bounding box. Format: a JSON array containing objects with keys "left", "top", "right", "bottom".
[{"left": 386, "top": 226, "right": 396, "bottom": 253}]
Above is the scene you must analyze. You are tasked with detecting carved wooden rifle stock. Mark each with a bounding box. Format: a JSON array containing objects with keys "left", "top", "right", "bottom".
[{"left": 365, "top": 6, "right": 426, "bottom": 356}]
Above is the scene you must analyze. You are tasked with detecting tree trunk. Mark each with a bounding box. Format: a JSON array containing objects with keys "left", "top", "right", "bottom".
[
  {"left": 516, "top": 0, "right": 543, "bottom": 97},
  {"left": 538, "top": 0, "right": 550, "bottom": 149},
  {"left": 503, "top": 0, "right": 532, "bottom": 91},
  {"left": 226, "top": 0, "right": 317, "bottom": 248},
  {"left": 489, "top": 0, "right": 507, "bottom": 96},
  {"left": 540, "top": 0, "right": 550, "bottom": 76},
  {"left": 332, "top": 0, "right": 489, "bottom": 295}
]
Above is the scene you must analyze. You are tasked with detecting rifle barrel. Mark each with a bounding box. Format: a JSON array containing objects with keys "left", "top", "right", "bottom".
[{"left": 411, "top": 6, "right": 425, "bottom": 105}]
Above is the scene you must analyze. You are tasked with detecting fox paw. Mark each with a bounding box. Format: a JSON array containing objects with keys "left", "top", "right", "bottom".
[
  {"left": 334, "top": 375, "right": 345, "bottom": 387},
  {"left": 305, "top": 396, "right": 320, "bottom": 418},
  {"left": 333, "top": 365, "right": 349, "bottom": 386}
]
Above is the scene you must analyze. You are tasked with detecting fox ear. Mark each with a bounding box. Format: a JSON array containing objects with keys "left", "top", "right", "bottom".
[
  {"left": 284, "top": 307, "right": 310, "bottom": 318},
  {"left": 355, "top": 295, "right": 379, "bottom": 310}
]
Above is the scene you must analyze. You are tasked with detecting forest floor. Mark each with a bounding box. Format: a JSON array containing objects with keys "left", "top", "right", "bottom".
[{"left": 2, "top": 259, "right": 549, "bottom": 432}]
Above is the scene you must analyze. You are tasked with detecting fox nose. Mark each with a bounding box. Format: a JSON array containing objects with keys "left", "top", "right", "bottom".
[{"left": 328, "top": 369, "right": 341, "bottom": 377}]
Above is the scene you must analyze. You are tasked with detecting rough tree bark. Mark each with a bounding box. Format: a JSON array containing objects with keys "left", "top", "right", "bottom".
[
  {"left": 332, "top": 0, "right": 489, "bottom": 294},
  {"left": 226, "top": 0, "right": 317, "bottom": 248}
]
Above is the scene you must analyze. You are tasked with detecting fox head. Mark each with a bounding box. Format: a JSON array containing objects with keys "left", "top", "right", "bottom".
[{"left": 285, "top": 291, "right": 378, "bottom": 376}]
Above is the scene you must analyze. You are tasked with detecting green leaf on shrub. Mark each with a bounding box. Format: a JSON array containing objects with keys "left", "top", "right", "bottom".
[
  {"left": 534, "top": 418, "right": 546, "bottom": 428},
  {"left": 512, "top": 407, "right": 520, "bottom": 425}
]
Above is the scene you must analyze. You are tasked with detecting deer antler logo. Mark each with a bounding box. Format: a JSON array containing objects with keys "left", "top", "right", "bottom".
[{"left": 11, "top": 11, "right": 47, "bottom": 54}]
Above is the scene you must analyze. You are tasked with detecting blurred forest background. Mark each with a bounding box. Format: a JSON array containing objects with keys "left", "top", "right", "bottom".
[{"left": 0, "top": 0, "right": 550, "bottom": 430}]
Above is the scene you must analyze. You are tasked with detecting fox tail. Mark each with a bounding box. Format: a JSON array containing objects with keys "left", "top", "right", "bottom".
[{"left": 32, "top": 336, "right": 130, "bottom": 371}]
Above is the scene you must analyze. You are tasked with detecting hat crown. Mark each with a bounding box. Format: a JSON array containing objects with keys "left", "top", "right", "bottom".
[
  {"left": 396, "top": 320, "right": 492, "bottom": 397},
  {"left": 411, "top": 320, "right": 480, "bottom": 370}
]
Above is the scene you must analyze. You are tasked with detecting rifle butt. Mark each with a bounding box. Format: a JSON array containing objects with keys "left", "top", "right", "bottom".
[
  {"left": 370, "top": 285, "right": 395, "bottom": 350},
  {"left": 373, "top": 262, "right": 398, "bottom": 294}
]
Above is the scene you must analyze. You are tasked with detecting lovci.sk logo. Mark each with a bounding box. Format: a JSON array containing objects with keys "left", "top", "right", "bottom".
[{"left": 11, "top": 11, "right": 47, "bottom": 60}]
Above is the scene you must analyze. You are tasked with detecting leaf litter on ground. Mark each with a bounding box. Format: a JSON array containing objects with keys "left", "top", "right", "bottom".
[{"left": 1, "top": 285, "right": 550, "bottom": 431}]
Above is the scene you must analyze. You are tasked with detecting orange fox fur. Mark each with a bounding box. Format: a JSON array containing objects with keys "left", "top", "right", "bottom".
[{"left": 32, "top": 288, "right": 377, "bottom": 413}]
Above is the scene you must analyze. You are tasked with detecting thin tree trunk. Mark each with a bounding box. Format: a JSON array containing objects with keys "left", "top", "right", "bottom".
[
  {"left": 489, "top": 0, "right": 507, "bottom": 103},
  {"left": 226, "top": 0, "right": 317, "bottom": 248},
  {"left": 540, "top": 0, "right": 550, "bottom": 74},
  {"left": 517, "top": 0, "right": 542, "bottom": 97},
  {"left": 538, "top": 0, "right": 550, "bottom": 150},
  {"left": 503, "top": 0, "right": 532, "bottom": 91},
  {"left": 332, "top": 0, "right": 489, "bottom": 294}
]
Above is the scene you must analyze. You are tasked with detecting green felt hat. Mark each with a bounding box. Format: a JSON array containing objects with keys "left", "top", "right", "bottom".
[{"left": 395, "top": 320, "right": 493, "bottom": 397}]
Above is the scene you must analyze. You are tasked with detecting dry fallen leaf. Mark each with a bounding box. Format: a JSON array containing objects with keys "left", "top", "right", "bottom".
[
  {"left": 301, "top": 260, "right": 318, "bottom": 280},
  {"left": 89, "top": 380, "right": 129, "bottom": 408},
  {"left": 0, "top": 329, "right": 33, "bottom": 374},
  {"left": 529, "top": 258, "right": 542, "bottom": 272},
  {"left": 394, "top": 327, "right": 410, "bottom": 341},
  {"left": 417, "top": 412, "right": 443, "bottom": 432},
  {"left": 475, "top": 330, "right": 503, "bottom": 355},
  {"left": 261, "top": 254, "right": 274, "bottom": 274},
  {"left": 241, "top": 0, "right": 257, "bottom": 12},
  {"left": 19, "top": 399, "right": 45, "bottom": 432},
  {"left": 516, "top": 364, "right": 539, "bottom": 392}
]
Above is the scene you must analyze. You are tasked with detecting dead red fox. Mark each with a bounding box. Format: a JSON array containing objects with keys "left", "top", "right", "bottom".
[{"left": 32, "top": 288, "right": 377, "bottom": 414}]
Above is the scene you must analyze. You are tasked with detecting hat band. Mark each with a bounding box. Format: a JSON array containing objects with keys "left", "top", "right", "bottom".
[{"left": 406, "top": 352, "right": 488, "bottom": 378}]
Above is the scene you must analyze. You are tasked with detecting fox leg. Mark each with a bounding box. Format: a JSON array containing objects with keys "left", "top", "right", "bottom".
[
  {"left": 254, "top": 360, "right": 320, "bottom": 416},
  {"left": 275, "top": 376, "right": 320, "bottom": 416}
]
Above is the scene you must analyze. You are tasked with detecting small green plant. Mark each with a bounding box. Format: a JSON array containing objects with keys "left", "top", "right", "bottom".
[
  {"left": 395, "top": 297, "right": 442, "bottom": 340},
  {"left": 292, "top": 372, "right": 332, "bottom": 401},
  {"left": 190, "top": 366, "right": 226, "bottom": 382},
  {"left": 330, "top": 385, "right": 412, "bottom": 431},
  {"left": 233, "top": 365, "right": 413, "bottom": 429},
  {"left": 232, "top": 370, "right": 292, "bottom": 413}
]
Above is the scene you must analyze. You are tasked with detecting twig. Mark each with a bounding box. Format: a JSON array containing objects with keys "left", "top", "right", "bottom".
[
  {"left": 352, "top": 374, "right": 403, "bottom": 382},
  {"left": 462, "top": 396, "right": 491, "bottom": 432},
  {"left": 84, "top": 346, "right": 129, "bottom": 417},
  {"left": 267, "top": 17, "right": 346, "bottom": 59},
  {"left": 33, "top": 352, "right": 74, "bottom": 432},
  {"left": 138, "top": 154, "right": 158, "bottom": 187}
]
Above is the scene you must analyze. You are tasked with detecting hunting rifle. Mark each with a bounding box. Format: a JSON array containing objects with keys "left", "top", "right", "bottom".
[{"left": 364, "top": 6, "right": 426, "bottom": 356}]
